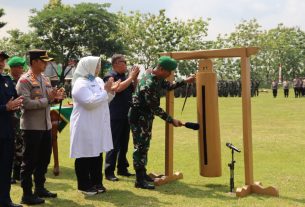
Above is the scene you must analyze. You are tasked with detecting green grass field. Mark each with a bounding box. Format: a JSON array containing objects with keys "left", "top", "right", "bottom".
[{"left": 11, "top": 90, "right": 305, "bottom": 207}]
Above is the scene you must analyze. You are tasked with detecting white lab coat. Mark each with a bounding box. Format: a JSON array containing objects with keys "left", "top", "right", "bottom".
[{"left": 70, "top": 77, "right": 114, "bottom": 158}]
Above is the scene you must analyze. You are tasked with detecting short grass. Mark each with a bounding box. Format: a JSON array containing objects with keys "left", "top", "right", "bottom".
[{"left": 11, "top": 89, "right": 305, "bottom": 207}]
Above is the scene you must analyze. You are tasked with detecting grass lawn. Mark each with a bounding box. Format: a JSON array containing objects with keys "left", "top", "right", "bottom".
[{"left": 11, "top": 89, "right": 305, "bottom": 207}]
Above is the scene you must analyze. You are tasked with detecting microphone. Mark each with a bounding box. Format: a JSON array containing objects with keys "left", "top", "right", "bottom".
[
  {"left": 183, "top": 122, "right": 200, "bottom": 130},
  {"left": 226, "top": 143, "right": 241, "bottom": 152}
]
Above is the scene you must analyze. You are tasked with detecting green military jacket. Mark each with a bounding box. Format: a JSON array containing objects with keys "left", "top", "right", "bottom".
[{"left": 131, "top": 69, "right": 186, "bottom": 123}]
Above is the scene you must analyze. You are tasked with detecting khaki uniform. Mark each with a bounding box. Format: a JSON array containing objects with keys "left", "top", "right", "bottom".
[{"left": 16, "top": 70, "right": 53, "bottom": 130}]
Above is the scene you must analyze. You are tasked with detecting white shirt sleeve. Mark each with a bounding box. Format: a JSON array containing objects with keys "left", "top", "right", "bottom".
[{"left": 72, "top": 79, "right": 108, "bottom": 110}]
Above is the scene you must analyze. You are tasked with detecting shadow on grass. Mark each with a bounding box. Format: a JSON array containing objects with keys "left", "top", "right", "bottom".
[
  {"left": 47, "top": 166, "right": 76, "bottom": 180},
  {"left": 86, "top": 189, "right": 168, "bottom": 207},
  {"left": 157, "top": 181, "right": 235, "bottom": 200},
  {"left": 43, "top": 197, "right": 95, "bottom": 207}
]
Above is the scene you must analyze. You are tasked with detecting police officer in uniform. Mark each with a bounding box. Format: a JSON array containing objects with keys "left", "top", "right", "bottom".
[
  {"left": 7, "top": 56, "right": 26, "bottom": 184},
  {"left": 128, "top": 56, "right": 195, "bottom": 189},
  {"left": 104, "top": 54, "right": 139, "bottom": 181},
  {"left": 0, "top": 51, "right": 24, "bottom": 207},
  {"left": 16, "top": 50, "right": 65, "bottom": 205}
]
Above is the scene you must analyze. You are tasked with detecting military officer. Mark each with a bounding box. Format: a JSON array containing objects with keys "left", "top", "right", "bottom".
[
  {"left": 128, "top": 56, "right": 195, "bottom": 190},
  {"left": 16, "top": 50, "right": 65, "bottom": 205},
  {"left": 7, "top": 56, "right": 26, "bottom": 184},
  {"left": 0, "top": 51, "right": 24, "bottom": 207}
]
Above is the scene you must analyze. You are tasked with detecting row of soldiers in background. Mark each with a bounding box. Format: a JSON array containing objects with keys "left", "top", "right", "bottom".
[
  {"left": 271, "top": 78, "right": 305, "bottom": 98},
  {"left": 157, "top": 79, "right": 260, "bottom": 98}
]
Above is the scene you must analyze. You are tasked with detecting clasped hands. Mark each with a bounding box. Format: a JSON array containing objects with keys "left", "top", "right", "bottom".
[
  {"left": 48, "top": 87, "right": 66, "bottom": 102},
  {"left": 6, "top": 96, "right": 24, "bottom": 111},
  {"left": 104, "top": 77, "right": 121, "bottom": 94}
]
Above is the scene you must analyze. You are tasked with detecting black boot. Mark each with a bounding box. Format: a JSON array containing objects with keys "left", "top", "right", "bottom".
[
  {"left": 143, "top": 169, "right": 154, "bottom": 182},
  {"left": 21, "top": 190, "right": 45, "bottom": 206},
  {"left": 34, "top": 187, "right": 57, "bottom": 198},
  {"left": 135, "top": 169, "right": 155, "bottom": 190}
]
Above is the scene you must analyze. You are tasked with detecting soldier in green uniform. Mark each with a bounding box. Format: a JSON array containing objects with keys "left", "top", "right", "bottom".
[
  {"left": 128, "top": 56, "right": 195, "bottom": 190},
  {"left": 7, "top": 57, "right": 26, "bottom": 184}
]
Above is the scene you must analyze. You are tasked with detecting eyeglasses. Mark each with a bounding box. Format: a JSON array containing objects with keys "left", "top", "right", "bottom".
[{"left": 117, "top": 60, "right": 127, "bottom": 64}]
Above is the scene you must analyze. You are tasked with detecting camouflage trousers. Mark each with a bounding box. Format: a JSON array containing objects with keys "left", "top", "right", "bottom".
[
  {"left": 12, "top": 118, "right": 24, "bottom": 169},
  {"left": 128, "top": 108, "right": 153, "bottom": 171}
]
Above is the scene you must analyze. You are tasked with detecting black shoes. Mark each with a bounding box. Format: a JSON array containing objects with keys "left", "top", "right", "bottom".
[
  {"left": 21, "top": 195, "right": 45, "bottom": 205},
  {"left": 135, "top": 181, "right": 155, "bottom": 190},
  {"left": 34, "top": 188, "right": 57, "bottom": 198},
  {"left": 105, "top": 174, "right": 119, "bottom": 181},
  {"left": 95, "top": 184, "right": 107, "bottom": 193},
  {"left": 117, "top": 171, "right": 135, "bottom": 177},
  {"left": 78, "top": 187, "right": 98, "bottom": 196}
]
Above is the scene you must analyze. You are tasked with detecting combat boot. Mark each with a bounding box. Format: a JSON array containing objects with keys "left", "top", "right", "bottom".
[
  {"left": 135, "top": 169, "right": 155, "bottom": 190},
  {"left": 143, "top": 169, "right": 154, "bottom": 182}
]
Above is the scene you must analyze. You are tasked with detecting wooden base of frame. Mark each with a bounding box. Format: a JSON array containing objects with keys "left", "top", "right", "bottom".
[
  {"left": 236, "top": 181, "right": 279, "bottom": 197},
  {"left": 149, "top": 172, "right": 183, "bottom": 186}
]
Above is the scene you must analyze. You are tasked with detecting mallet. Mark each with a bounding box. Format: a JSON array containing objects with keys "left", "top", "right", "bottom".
[{"left": 183, "top": 122, "right": 200, "bottom": 130}]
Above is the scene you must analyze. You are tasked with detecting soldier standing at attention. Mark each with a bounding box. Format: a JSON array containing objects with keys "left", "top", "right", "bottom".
[
  {"left": 0, "top": 51, "right": 24, "bottom": 207},
  {"left": 16, "top": 50, "right": 65, "bottom": 205},
  {"left": 104, "top": 54, "right": 139, "bottom": 181},
  {"left": 283, "top": 79, "right": 289, "bottom": 98},
  {"left": 7, "top": 56, "right": 26, "bottom": 184},
  {"left": 271, "top": 80, "right": 278, "bottom": 98},
  {"left": 128, "top": 56, "right": 195, "bottom": 190}
]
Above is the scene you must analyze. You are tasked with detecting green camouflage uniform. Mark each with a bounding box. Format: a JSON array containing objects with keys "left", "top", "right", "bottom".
[
  {"left": 128, "top": 69, "right": 186, "bottom": 170},
  {"left": 10, "top": 75, "right": 24, "bottom": 178}
]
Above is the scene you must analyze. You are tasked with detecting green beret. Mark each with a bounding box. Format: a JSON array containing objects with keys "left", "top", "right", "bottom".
[
  {"left": 158, "top": 56, "right": 177, "bottom": 71},
  {"left": 7, "top": 56, "right": 26, "bottom": 68}
]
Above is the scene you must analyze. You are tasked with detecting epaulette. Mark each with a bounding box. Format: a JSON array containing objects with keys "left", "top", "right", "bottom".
[{"left": 19, "top": 78, "right": 29, "bottom": 84}]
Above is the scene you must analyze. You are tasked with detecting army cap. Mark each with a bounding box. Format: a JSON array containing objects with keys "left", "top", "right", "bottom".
[
  {"left": 28, "top": 49, "right": 54, "bottom": 62},
  {"left": 0, "top": 51, "right": 9, "bottom": 59},
  {"left": 158, "top": 56, "right": 177, "bottom": 72},
  {"left": 8, "top": 56, "right": 26, "bottom": 67}
]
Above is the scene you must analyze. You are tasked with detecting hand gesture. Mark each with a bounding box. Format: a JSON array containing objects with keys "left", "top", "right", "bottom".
[
  {"left": 172, "top": 119, "right": 183, "bottom": 127},
  {"left": 111, "top": 79, "right": 121, "bottom": 92},
  {"left": 129, "top": 65, "right": 140, "bottom": 80},
  {"left": 6, "top": 96, "right": 24, "bottom": 111},
  {"left": 55, "top": 87, "right": 65, "bottom": 100},
  {"left": 185, "top": 74, "right": 196, "bottom": 84},
  {"left": 104, "top": 77, "right": 113, "bottom": 93}
]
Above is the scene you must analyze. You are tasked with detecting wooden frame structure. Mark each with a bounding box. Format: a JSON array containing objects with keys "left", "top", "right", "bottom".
[{"left": 155, "top": 47, "right": 279, "bottom": 197}]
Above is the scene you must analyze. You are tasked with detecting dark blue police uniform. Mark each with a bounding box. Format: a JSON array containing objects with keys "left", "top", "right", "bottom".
[
  {"left": 0, "top": 73, "right": 18, "bottom": 205},
  {"left": 103, "top": 70, "right": 134, "bottom": 176}
]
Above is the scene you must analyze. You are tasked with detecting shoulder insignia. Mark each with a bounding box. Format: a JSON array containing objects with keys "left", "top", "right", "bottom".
[{"left": 19, "top": 78, "right": 29, "bottom": 84}]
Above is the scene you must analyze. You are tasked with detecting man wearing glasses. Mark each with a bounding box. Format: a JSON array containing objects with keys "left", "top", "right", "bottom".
[{"left": 104, "top": 54, "right": 140, "bottom": 181}]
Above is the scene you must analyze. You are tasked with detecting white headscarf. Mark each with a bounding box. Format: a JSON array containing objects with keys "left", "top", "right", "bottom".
[{"left": 72, "top": 56, "right": 100, "bottom": 86}]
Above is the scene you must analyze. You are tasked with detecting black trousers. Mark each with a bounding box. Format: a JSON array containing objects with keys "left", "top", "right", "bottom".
[
  {"left": 105, "top": 119, "right": 130, "bottom": 175},
  {"left": 20, "top": 130, "right": 52, "bottom": 195},
  {"left": 284, "top": 89, "right": 289, "bottom": 97},
  {"left": 272, "top": 89, "right": 277, "bottom": 98},
  {"left": 75, "top": 154, "right": 103, "bottom": 191},
  {"left": 0, "top": 137, "right": 14, "bottom": 204}
]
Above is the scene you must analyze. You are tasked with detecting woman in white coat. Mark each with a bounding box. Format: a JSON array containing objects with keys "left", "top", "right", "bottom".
[{"left": 70, "top": 56, "right": 119, "bottom": 195}]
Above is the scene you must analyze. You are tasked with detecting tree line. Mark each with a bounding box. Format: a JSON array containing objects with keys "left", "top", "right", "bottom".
[{"left": 1, "top": 0, "right": 305, "bottom": 86}]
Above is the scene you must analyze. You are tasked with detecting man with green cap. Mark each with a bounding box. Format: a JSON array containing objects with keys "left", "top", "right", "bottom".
[
  {"left": 7, "top": 56, "right": 26, "bottom": 184},
  {"left": 128, "top": 56, "right": 195, "bottom": 189}
]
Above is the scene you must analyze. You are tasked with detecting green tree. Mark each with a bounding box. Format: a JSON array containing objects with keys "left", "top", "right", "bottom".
[
  {"left": 0, "top": 29, "right": 42, "bottom": 57},
  {"left": 117, "top": 10, "right": 210, "bottom": 76},
  {"left": 0, "top": 8, "right": 6, "bottom": 29},
  {"left": 29, "top": 1, "right": 124, "bottom": 80}
]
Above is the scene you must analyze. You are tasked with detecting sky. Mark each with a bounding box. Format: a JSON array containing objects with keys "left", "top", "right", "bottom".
[{"left": 0, "top": 0, "right": 305, "bottom": 40}]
